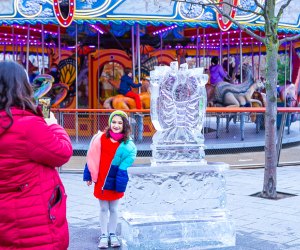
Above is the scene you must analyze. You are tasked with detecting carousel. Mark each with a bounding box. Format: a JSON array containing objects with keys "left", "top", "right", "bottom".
[{"left": 0, "top": 0, "right": 300, "bottom": 139}]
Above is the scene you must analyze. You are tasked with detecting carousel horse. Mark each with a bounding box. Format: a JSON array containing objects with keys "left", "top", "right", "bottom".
[
  {"left": 32, "top": 74, "right": 54, "bottom": 100},
  {"left": 278, "top": 82, "right": 298, "bottom": 107},
  {"left": 214, "top": 64, "right": 264, "bottom": 107},
  {"left": 102, "top": 76, "right": 150, "bottom": 110},
  {"left": 103, "top": 92, "right": 150, "bottom": 109},
  {"left": 47, "top": 82, "right": 69, "bottom": 108},
  {"left": 277, "top": 82, "right": 299, "bottom": 133},
  {"left": 32, "top": 74, "right": 69, "bottom": 107},
  {"left": 210, "top": 64, "right": 265, "bottom": 140}
]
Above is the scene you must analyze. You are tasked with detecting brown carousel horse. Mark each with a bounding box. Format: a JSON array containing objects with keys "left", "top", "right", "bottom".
[{"left": 103, "top": 78, "right": 150, "bottom": 109}]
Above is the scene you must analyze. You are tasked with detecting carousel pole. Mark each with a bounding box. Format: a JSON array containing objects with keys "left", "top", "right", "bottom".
[
  {"left": 203, "top": 28, "right": 206, "bottom": 68},
  {"left": 227, "top": 32, "right": 230, "bottom": 73},
  {"left": 3, "top": 43, "right": 6, "bottom": 61},
  {"left": 136, "top": 24, "right": 141, "bottom": 87},
  {"left": 131, "top": 25, "right": 135, "bottom": 81},
  {"left": 258, "top": 32, "right": 262, "bottom": 80},
  {"left": 75, "top": 23, "right": 79, "bottom": 142},
  {"left": 251, "top": 39, "right": 254, "bottom": 78},
  {"left": 20, "top": 42, "right": 24, "bottom": 65},
  {"left": 160, "top": 33, "right": 163, "bottom": 65},
  {"left": 289, "top": 41, "right": 293, "bottom": 82},
  {"left": 284, "top": 42, "right": 288, "bottom": 107},
  {"left": 26, "top": 24, "right": 30, "bottom": 73},
  {"left": 239, "top": 30, "right": 243, "bottom": 83},
  {"left": 196, "top": 27, "right": 199, "bottom": 68},
  {"left": 97, "top": 30, "right": 101, "bottom": 108},
  {"left": 58, "top": 25, "right": 61, "bottom": 62},
  {"left": 12, "top": 26, "right": 15, "bottom": 61},
  {"left": 36, "top": 44, "right": 39, "bottom": 71},
  {"left": 41, "top": 24, "right": 45, "bottom": 74},
  {"left": 219, "top": 31, "right": 223, "bottom": 63},
  {"left": 15, "top": 43, "right": 19, "bottom": 62}
]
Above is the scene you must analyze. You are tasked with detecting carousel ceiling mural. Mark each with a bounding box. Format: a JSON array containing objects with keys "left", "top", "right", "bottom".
[{"left": 0, "top": 0, "right": 299, "bottom": 33}]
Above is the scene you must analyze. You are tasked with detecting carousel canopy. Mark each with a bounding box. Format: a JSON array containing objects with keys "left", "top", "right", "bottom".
[
  {"left": 0, "top": 0, "right": 299, "bottom": 33},
  {"left": 0, "top": 1, "right": 299, "bottom": 51}
]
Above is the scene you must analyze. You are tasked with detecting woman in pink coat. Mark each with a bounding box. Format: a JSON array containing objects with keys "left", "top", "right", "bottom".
[{"left": 0, "top": 61, "right": 73, "bottom": 250}]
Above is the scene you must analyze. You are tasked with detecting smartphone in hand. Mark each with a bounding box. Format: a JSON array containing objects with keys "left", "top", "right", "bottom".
[{"left": 38, "top": 97, "right": 51, "bottom": 118}]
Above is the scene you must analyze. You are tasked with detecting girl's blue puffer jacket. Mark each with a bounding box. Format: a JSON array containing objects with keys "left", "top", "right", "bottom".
[{"left": 83, "top": 139, "right": 137, "bottom": 193}]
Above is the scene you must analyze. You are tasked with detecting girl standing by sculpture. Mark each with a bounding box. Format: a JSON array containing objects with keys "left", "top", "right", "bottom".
[{"left": 83, "top": 110, "right": 137, "bottom": 248}]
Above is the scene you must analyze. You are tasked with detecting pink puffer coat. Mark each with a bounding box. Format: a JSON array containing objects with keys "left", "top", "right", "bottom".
[{"left": 0, "top": 107, "right": 73, "bottom": 250}]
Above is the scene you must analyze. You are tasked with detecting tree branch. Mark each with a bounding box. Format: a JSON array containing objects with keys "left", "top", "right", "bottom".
[
  {"left": 173, "top": 0, "right": 265, "bottom": 43},
  {"left": 253, "top": 0, "right": 264, "bottom": 11},
  {"left": 173, "top": 0, "right": 263, "bottom": 16},
  {"left": 276, "top": 0, "right": 292, "bottom": 20},
  {"left": 279, "top": 33, "right": 300, "bottom": 45}
]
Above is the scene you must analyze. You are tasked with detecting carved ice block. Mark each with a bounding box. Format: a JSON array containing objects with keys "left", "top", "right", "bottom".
[
  {"left": 120, "top": 163, "right": 235, "bottom": 249},
  {"left": 150, "top": 63, "right": 208, "bottom": 166}
]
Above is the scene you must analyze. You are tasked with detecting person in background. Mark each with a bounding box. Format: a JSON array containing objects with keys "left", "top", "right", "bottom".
[
  {"left": 29, "top": 66, "right": 40, "bottom": 83},
  {"left": 49, "top": 63, "right": 60, "bottom": 83},
  {"left": 222, "top": 57, "right": 235, "bottom": 81},
  {"left": 141, "top": 76, "right": 150, "bottom": 93},
  {"left": 209, "top": 56, "right": 231, "bottom": 86},
  {"left": 118, "top": 68, "right": 142, "bottom": 109},
  {"left": 0, "top": 61, "right": 73, "bottom": 250},
  {"left": 83, "top": 110, "right": 137, "bottom": 249}
]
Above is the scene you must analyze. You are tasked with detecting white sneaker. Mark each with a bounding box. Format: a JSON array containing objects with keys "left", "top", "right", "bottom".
[
  {"left": 98, "top": 234, "right": 109, "bottom": 249},
  {"left": 109, "top": 233, "right": 121, "bottom": 248}
]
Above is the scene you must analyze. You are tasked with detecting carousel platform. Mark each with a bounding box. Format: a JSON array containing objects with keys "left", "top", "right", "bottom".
[{"left": 71, "top": 115, "right": 300, "bottom": 152}]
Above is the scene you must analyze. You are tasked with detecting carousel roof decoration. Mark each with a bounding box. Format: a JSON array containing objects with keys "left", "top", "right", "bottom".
[
  {"left": 152, "top": 25, "right": 178, "bottom": 35},
  {"left": 216, "top": 0, "right": 239, "bottom": 31},
  {"left": 53, "top": 0, "right": 75, "bottom": 27},
  {"left": 89, "top": 24, "right": 104, "bottom": 34}
]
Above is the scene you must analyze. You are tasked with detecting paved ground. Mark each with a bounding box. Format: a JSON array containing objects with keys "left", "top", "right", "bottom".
[{"left": 62, "top": 165, "right": 300, "bottom": 250}]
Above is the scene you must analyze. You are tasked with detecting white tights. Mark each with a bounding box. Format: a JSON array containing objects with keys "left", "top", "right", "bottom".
[{"left": 99, "top": 199, "right": 119, "bottom": 235}]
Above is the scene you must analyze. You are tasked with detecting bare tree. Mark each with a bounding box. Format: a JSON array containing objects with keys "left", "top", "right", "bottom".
[{"left": 173, "top": 0, "right": 300, "bottom": 199}]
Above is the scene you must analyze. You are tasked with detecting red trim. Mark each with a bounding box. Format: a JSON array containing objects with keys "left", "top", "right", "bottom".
[
  {"left": 216, "top": 0, "right": 239, "bottom": 31},
  {"left": 52, "top": 107, "right": 300, "bottom": 113},
  {"left": 53, "top": 0, "right": 75, "bottom": 27}
]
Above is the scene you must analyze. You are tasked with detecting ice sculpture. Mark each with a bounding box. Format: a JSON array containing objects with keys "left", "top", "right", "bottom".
[
  {"left": 120, "top": 62, "right": 235, "bottom": 250},
  {"left": 150, "top": 62, "right": 207, "bottom": 166}
]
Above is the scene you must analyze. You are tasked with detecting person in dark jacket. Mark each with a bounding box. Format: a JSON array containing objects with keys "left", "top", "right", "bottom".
[
  {"left": 118, "top": 68, "right": 142, "bottom": 109},
  {"left": 0, "top": 61, "right": 73, "bottom": 250},
  {"left": 49, "top": 63, "right": 60, "bottom": 83},
  {"left": 83, "top": 110, "right": 137, "bottom": 249}
]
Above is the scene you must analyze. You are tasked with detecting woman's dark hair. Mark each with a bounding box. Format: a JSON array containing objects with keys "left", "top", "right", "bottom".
[
  {"left": 105, "top": 115, "right": 131, "bottom": 143},
  {"left": 211, "top": 56, "right": 219, "bottom": 65},
  {"left": 124, "top": 67, "right": 132, "bottom": 75},
  {"left": 0, "top": 61, "right": 37, "bottom": 129}
]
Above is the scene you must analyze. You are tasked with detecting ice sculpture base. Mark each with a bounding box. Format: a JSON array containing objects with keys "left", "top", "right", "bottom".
[
  {"left": 120, "top": 163, "right": 235, "bottom": 250},
  {"left": 151, "top": 143, "right": 206, "bottom": 167}
]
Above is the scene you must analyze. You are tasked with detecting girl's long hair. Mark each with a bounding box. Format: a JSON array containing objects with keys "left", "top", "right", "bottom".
[
  {"left": 105, "top": 115, "right": 131, "bottom": 143},
  {"left": 0, "top": 61, "right": 37, "bottom": 129}
]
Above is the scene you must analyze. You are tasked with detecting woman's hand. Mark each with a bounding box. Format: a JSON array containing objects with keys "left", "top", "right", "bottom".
[
  {"left": 45, "top": 112, "right": 58, "bottom": 126},
  {"left": 86, "top": 181, "right": 92, "bottom": 186}
]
